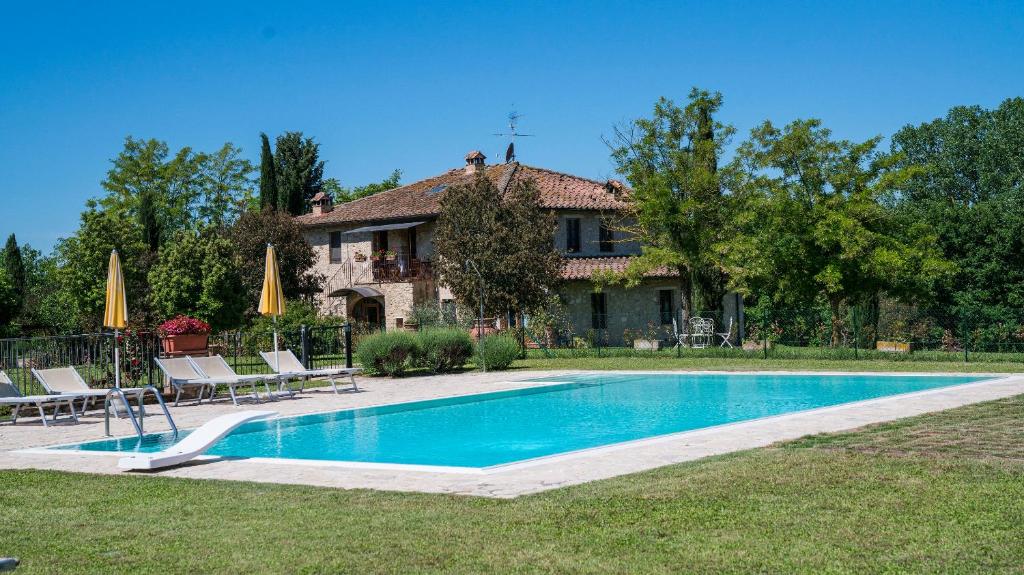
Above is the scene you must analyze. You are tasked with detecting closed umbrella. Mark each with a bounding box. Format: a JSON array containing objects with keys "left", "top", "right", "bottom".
[
  {"left": 258, "top": 244, "right": 286, "bottom": 372},
  {"left": 103, "top": 249, "right": 128, "bottom": 388}
]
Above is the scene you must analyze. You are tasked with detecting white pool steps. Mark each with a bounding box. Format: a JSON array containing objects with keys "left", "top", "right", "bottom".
[{"left": 118, "top": 410, "right": 278, "bottom": 471}]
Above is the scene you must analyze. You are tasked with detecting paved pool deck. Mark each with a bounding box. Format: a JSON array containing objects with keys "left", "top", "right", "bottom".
[{"left": 2, "top": 370, "right": 1023, "bottom": 498}]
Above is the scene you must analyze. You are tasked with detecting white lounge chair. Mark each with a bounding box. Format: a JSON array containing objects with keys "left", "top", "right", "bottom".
[
  {"left": 0, "top": 370, "right": 80, "bottom": 426},
  {"left": 31, "top": 367, "right": 144, "bottom": 415},
  {"left": 187, "top": 355, "right": 279, "bottom": 406},
  {"left": 259, "top": 349, "right": 360, "bottom": 394},
  {"left": 153, "top": 357, "right": 226, "bottom": 406}
]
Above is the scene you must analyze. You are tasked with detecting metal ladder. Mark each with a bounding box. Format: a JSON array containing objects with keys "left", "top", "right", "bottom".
[{"left": 104, "top": 385, "right": 178, "bottom": 438}]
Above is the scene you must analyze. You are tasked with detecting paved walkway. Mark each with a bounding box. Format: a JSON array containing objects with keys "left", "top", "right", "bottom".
[{"left": 2, "top": 370, "right": 1022, "bottom": 498}]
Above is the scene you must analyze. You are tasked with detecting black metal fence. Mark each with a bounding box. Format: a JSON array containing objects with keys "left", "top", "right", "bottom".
[
  {"left": 0, "top": 325, "right": 353, "bottom": 397},
  {"left": 526, "top": 303, "right": 1024, "bottom": 363}
]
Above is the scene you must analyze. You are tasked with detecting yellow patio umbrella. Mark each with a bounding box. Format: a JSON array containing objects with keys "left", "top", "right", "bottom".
[
  {"left": 258, "top": 243, "right": 286, "bottom": 371},
  {"left": 103, "top": 249, "right": 128, "bottom": 388}
]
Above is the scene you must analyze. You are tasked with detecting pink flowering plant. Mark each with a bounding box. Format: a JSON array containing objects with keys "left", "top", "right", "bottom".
[{"left": 157, "top": 315, "right": 211, "bottom": 336}]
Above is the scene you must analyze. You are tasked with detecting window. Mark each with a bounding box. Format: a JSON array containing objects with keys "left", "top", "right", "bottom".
[
  {"left": 408, "top": 227, "right": 418, "bottom": 259},
  {"left": 659, "top": 290, "right": 674, "bottom": 325},
  {"left": 372, "top": 230, "right": 389, "bottom": 254},
  {"left": 599, "top": 219, "right": 614, "bottom": 253},
  {"left": 591, "top": 292, "right": 607, "bottom": 329},
  {"left": 566, "top": 218, "right": 581, "bottom": 253},
  {"left": 329, "top": 231, "right": 343, "bottom": 263}
]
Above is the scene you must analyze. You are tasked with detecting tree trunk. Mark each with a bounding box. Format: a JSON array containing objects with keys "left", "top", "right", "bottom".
[
  {"left": 829, "top": 297, "right": 845, "bottom": 348},
  {"left": 679, "top": 269, "right": 694, "bottom": 332}
]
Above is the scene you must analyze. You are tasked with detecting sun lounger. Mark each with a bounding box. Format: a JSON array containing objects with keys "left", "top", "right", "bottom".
[
  {"left": 187, "top": 355, "right": 280, "bottom": 406},
  {"left": 31, "top": 367, "right": 144, "bottom": 415},
  {"left": 259, "top": 349, "right": 360, "bottom": 394},
  {"left": 0, "top": 370, "right": 79, "bottom": 426},
  {"left": 154, "top": 357, "right": 228, "bottom": 406}
]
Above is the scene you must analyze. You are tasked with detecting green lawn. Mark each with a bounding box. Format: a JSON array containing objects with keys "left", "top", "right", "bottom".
[{"left": 3, "top": 396, "right": 1024, "bottom": 573}]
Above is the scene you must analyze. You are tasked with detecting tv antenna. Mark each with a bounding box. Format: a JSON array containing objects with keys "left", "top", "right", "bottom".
[{"left": 493, "top": 111, "right": 534, "bottom": 163}]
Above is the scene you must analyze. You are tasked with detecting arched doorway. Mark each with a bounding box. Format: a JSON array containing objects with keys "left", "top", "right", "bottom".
[{"left": 352, "top": 297, "right": 385, "bottom": 330}]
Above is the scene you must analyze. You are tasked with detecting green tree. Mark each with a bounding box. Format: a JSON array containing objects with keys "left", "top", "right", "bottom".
[
  {"left": 229, "top": 209, "right": 323, "bottom": 315},
  {"left": 609, "top": 89, "right": 735, "bottom": 319},
  {"left": 433, "top": 174, "right": 562, "bottom": 316},
  {"left": 724, "top": 119, "right": 952, "bottom": 345},
  {"left": 259, "top": 132, "right": 278, "bottom": 211},
  {"left": 891, "top": 98, "right": 1024, "bottom": 310},
  {"left": 197, "top": 143, "right": 254, "bottom": 227},
  {"left": 53, "top": 209, "right": 149, "bottom": 330},
  {"left": 0, "top": 267, "right": 18, "bottom": 333},
  {"left": 274, "top": 132, "right": 324, "bottom": 215},
  {"left": 148, "top": 230, "right": 246, "bottom": 330},
  {"left": 3, "top": 233, "right": 25, "bottom": 314},
  {"left": 16, "top": 245, "right": 69, "bottom": 333},
  {"left": 321, "top": 169, "right": 402, "bottom": 204}
]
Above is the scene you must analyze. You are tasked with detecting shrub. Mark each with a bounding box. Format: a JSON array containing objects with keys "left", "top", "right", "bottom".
[
  {"left": 356, "top": 331, "right": 420, "bottom": 376},
  {"left": 416, "top": 328, "right": 474, "bottom": 373},
  {"left": 477, "top": 334, "right": 521, "bottom": 371}
]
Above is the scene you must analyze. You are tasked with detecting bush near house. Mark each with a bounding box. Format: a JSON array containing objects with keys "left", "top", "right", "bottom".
[
  {"left": 415, "top": 328, "right": 474, "bottom": 373},
  {"left": 356, "top": 331, "right": 420, "bottom": 377},
  {"left": 477, "top": 334, "right": 520, "bottom": 370}
]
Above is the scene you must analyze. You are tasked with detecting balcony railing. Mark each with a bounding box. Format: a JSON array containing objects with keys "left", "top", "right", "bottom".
[{"left": 367, "top": 254, "right": 432, "bottom": 283}]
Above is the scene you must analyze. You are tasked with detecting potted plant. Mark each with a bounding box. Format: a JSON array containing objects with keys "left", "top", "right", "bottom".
[
  {"left": 384, "top": 249, "right": 397, "bottom": 261},
  {"left": 353, "top": 251, "right": 367, "bottom": 262},
  {"left": 158, "top": 315, "right": 211, "bottom": 355}
]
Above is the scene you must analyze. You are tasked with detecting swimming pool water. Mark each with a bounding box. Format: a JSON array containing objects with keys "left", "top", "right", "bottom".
[{"left": 57, "top": 373, "right": 993, "bottom": 468}]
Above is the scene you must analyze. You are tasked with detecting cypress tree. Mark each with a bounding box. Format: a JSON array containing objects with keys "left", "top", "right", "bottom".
[
  {"left": 274, "top": 132, "right": 324, "bottom": 216},
  {"left": 259, "top": 132, "right": 278, "bottom": 210},
  {"left": 3, "top": 234, "right": 25, "bottom": 314}
]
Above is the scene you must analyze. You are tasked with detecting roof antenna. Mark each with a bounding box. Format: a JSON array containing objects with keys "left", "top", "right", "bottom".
[{"left": 493, "top": 110, "right": 534, "bottom": 163}]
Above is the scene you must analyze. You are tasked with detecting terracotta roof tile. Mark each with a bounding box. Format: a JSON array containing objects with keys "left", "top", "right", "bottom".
[
  {"left": 561, "top": 256, "right": 677, "bottom": 280},
  {"left": 295, "top": 162, "right": 632, "bottom": 227}
]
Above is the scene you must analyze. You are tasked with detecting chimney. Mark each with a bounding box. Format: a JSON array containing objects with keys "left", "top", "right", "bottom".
[
  {"left": 310, "top": 191, "right": 333, "bottom": 216},
  {"left": 605, "top": 179, "right": 626, "bottom": 198},
  {"left": 464, "top": 150, "right": 486, "bottom": 175}
]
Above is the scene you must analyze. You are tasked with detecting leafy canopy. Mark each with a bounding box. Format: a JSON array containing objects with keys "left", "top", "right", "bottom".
[
  {"left": 433, "top": 174, "right": 562, "bottom": 315},
  {"left": 723, "top": 118, "right": 952, "bottom": 342},
  {"left": 147, "top": 230, "right": 247, "bottom": 330},
  {"left": 609, "top": 89, "right": 734, "bottom": 314}
]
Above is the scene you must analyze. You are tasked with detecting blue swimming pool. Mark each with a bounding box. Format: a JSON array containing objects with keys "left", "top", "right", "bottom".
[{"left": 55, "top": 373, "right": 993, "bottom": 468}]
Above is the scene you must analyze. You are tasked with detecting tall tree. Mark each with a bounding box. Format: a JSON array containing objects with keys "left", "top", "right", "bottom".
[
  {"left": 609, "top": 89, "right": 735, "bottom": 321},
  {"left": 891, "top": 98, "right": 1024, "bottom": 310},
  {"left": 433, "top": 174, "right": 562, "bottom": 316},
  {"left": 724, "top": 118, "right": 952, "bottom": 345},
  {"left": 3, "top": 233, "right": 25, "bottom": 314},
  {"left": 148, "top": 230, "right": 246, "bottom": 330},
  {"left": 138, "top": 188, "right": 161, "bottom": 253},
  {"left": 259, "top": 132, "right": 278, "bottom": 211},
  {"left": 197, "top": 143, "right": 254, "bottom": 227},
  {"left": 274, "top": 132, "right": 324, "bottom": 215},
  {"left": 53, "top": 208, "right": 149, "bottom": 330}
]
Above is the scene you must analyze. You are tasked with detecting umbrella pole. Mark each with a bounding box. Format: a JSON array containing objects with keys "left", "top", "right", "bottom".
[
  {"left": 274, "top": 316, "right": 280, "bottom": 370},
  {"left": 114, "top": 328, "right": 121, "bottom": 388}
]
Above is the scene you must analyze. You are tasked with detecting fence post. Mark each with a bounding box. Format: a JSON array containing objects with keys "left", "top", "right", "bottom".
[
  {"left": 961, "top": 311, "right": 969, "bottom": 363},
  {"left": 852, "top": 305, "right": 859, "bottom": 360},
  {"left": 300, "top": 325, "right": 310, "bottom": 368},
  {"left": 344, "top": 323, "right": 353, "bottom": 369}
]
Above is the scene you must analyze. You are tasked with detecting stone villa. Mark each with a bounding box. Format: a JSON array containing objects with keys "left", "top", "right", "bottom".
[{"left": 295, "top": 151, "right": 740, "bottom": 345}]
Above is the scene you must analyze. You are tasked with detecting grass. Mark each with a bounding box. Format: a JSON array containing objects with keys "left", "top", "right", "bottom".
[{"left": 3, "top": 396, "right": 1024, "bottom": 573}]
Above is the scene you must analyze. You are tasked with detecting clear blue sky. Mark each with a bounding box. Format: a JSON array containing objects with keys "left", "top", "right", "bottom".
[{"left": 2, "top": 1, "right": 1022, "bottom": 252}]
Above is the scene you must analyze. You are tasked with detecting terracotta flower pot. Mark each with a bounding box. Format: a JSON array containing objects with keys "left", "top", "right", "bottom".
[{"left": 161, "top": 334, "right": 209, "bottom": 355}]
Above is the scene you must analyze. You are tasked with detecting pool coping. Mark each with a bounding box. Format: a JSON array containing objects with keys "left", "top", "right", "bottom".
[{"left": 6, "top": 370, "right": 1024, "bottom": 497}]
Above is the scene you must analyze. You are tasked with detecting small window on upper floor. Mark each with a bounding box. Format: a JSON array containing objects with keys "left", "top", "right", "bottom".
[
  {"left": 329, "top": 231, "right": 343, "bottom": 263},
  {"left": 566, "top": 218, "right": 581, "bottom": 253},
  {"left": 599, "top": 219, "right": 614, "bottom": 253}
]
